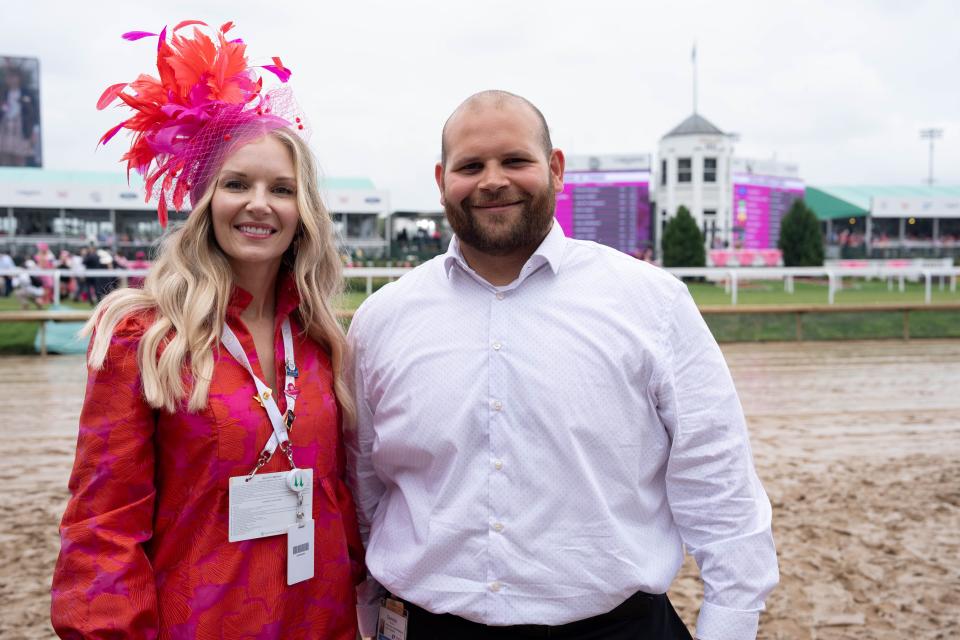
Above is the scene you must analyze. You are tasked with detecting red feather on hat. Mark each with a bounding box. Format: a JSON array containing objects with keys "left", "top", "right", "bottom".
[{"left": 98, "top": 20, "right": 295, "bottom": 226}]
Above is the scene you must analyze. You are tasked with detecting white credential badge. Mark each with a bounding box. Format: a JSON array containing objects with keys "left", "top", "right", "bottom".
[{"left": 222, "top": 319, "right": 314, "bottom": 585}]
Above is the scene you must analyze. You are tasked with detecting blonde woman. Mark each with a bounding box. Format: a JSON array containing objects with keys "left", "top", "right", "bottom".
[{"left": 51, "top": 22, "right": 362, "bottom": 639}]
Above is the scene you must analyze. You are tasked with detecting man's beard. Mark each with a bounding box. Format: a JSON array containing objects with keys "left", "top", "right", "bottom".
[{"left": 444, "top": 183, "right": 556, "bottom": 256}]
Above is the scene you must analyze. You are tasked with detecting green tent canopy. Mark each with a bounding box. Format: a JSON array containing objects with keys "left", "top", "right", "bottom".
[{"left": 806, "top": 185, "right": 960, "bottom": 221}]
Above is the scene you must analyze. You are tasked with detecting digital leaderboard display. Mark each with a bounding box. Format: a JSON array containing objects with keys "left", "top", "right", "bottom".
[
  {"left": 0, "top": 56, "right": 42, "bottom": 167},
  {"left": 732, "top": 173, "right": 804, "bottom": 249},
  {"left": 555, "top": 170, "right": 651, "bottom": 255}
]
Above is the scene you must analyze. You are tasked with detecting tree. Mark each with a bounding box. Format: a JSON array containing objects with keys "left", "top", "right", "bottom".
[
  {"left": 661, "top": 206, "right": 706, "bottom": 267},
  {"left": 778, "top": 199, "right": 825, "bottom": 266}
]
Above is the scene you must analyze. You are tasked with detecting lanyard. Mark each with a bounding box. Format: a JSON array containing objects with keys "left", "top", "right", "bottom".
[{"left": 221, "top": 317, "right": 299, "bottom": 476}]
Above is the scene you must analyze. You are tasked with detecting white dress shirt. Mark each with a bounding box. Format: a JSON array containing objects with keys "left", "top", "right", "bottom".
[{"left": 346, "top": 221, "right": 778, "bottom": 640}]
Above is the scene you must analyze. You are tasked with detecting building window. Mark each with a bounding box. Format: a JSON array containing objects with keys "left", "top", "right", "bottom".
[
  {"left": 678, "top": 158, "right": 692, "bottom": 183},
  {"left": 660, "top": 159, "right": 667, "bottom": 185},
  {"left": 704, "top": 158, "right": 717, "bottom": 183}
]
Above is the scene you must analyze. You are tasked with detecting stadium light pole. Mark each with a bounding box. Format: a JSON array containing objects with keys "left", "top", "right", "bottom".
[{"left": 919, "top": 128, "right": 943, "bottom": 185}]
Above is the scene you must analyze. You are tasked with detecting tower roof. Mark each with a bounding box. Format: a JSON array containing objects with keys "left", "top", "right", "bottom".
[{"left": 662, "top": 113, "right": 725, "bottom": 138}]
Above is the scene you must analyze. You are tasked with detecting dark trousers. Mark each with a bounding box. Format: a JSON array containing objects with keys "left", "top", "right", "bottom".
[{"left": 400, "top": 592, "right": 692, "bottom": 639}]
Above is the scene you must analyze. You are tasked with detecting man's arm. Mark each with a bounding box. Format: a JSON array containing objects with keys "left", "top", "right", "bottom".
[
  {"left": 655, "top": 286, "right": 779, "bottom": 640},
  {"left": 344, "top": 308, "right": 388, "bottom": 637}
]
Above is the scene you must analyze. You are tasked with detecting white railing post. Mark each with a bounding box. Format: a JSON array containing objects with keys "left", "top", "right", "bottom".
[
  {"left": 730, "top": 270, "right": 738, "bottom": 306},
  {"left": 924, "top": 270, "right": 932, "bottom": 304},
  {"left": 53, "top": 269, "right": 62, "bottom": 306},
  {"left": 828, "top": 270, "right": 836, "bottom": 305}
]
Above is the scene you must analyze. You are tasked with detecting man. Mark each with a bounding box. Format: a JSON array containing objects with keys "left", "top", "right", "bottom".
[{"left": 346, "top": 90, "right": 778, "bottom": 640}]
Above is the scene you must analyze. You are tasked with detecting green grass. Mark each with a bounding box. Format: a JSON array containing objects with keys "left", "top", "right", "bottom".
[
  {"left": 687, "top": 279, "right": 960, "bottom": 341},
  {"left": 0, "top": 297, "right": 42, "bottom": 354},
  {"left": 684, "top": 278, "right": 960, "bottom": 306},
  {"left": 703, "top": 309, "right": 960, "bottom": 342},
  {"left": 0, "top": 297, "right": 96, "bottom": 354}
]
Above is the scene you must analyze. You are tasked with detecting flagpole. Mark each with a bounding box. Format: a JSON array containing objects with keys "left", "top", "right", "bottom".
[{"left": 692, "top": 41, "right": 698, "bottom": 115}]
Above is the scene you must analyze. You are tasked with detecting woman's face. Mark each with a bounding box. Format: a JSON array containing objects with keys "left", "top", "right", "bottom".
[{"left": 211, "top": 135, "right": 300, "bottom": 279}]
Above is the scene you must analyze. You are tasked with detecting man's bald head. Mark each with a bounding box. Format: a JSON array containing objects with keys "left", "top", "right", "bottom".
[{"left": 440, "top": 90, "right": 553, "bottom": 166}]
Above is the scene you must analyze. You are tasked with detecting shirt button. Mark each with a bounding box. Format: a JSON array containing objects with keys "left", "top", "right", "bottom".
[
  {"left": 495, "top": 292, "right": 505, "bottom": 300},
  {"left": 492, "top": 522, "right": 504, "bottom": 532},
  {"left": 493, "top": 460, "right": 503, "bottom": 470},
  {"left": 489, "top": 581, "right": 502, "bottom": 592},
  {"left": 492, "top": 341, "right": 502, "bottom": 351},
  {"left": 492, "top": 400, "right": 503, "bottom": 411}
]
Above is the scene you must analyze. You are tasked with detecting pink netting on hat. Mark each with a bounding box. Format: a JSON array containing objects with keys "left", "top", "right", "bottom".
[
  {"left": 96, "top": 20, "right": 308, "bottom": 226},
  {"left": 161, "top": 85, "right": 309, "bottom": 211}
]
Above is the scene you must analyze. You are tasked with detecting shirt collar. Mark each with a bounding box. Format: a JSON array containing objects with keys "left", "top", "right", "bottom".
[{"left": 442, "top": 219, "right": 567, "bottom": 281}]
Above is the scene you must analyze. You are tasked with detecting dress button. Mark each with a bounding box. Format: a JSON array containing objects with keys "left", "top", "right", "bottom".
[
  {"left": 493, "top": 522, "right": 504, "bottom": 532},
  {"left": 492, "top": 400, "right": 503, "bottom": 411},
  {"left": 490, "top": 581, "right": 502, "bottom": 592},
  {"left": 492, "top": 341, "right": 502, "bottom": 351},
  {"left": 495, "top": 292, "right": 505, "bottom": 300},
  {"left": 493, "top": 460, "right": 503, "bottom": 470}
]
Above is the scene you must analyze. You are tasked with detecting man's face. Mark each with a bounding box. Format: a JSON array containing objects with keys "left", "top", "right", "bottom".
[{"left": 436, "top": 101, "right": 564, "bottom": 256}]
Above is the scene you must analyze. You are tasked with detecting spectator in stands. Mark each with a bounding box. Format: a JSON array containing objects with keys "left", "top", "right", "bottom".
[
  {"left": 81, "top": 244, "right": 104, "bottom": 305},
  {"left": 347, "top": 90, "right": 778, "bottom": 640},
  {"left": 52, "top": 20, "right": 362, "bottom": 640},
  {"left": 12, "top": 259, "right": 44, "bottom": 309},
  {"left": 56, "top": 249, "right": 76, "bottom": 302},
  {"left": 0, "top": 250, "right": 14, "bottom": 296},
  {"left": 127, "top": 250, "right": 150, "bottom": 288},
  {"left": 34, "top": 241, "right": 55, "bottom": 304}
]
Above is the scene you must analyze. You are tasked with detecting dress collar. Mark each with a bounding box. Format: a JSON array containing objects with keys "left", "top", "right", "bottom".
[{"left": 227, "top": 270, "right": 301, "bottom": 320}]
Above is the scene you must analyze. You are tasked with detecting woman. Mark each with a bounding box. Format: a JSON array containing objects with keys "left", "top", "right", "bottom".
[{"left": 51, "top": 21, "right": 363, "bottom": 639}]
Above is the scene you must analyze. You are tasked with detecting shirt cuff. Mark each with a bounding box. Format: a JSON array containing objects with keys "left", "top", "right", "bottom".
[
  {"left": 695, "top": 601, "right": 760, "bottom": 640},
  {"left": 356, "top": 576, "right": 386, "bottom": 638},
  {"left": 357, "top": 602, "right": 380, "bottom": 638}
]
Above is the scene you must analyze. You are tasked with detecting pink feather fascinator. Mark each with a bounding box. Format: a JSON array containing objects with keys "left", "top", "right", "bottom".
[{"left": 97, "top": 20, "right": 305, "bottom": 226}]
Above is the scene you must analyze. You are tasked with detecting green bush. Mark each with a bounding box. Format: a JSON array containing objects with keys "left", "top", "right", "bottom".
[
  {"left": 778, "top": 199, "right": 825, "bottom": 266},
  {"left": 661, "top": 206, "right": 706, "bottom": 267}
]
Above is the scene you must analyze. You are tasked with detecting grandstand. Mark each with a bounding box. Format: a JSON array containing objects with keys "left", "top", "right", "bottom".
[
  {"left": 0, "top": 168, "right": 389, "bottom": 259},
  {"left": 806, "top": 185, "right": 960, "bottom": 260}
]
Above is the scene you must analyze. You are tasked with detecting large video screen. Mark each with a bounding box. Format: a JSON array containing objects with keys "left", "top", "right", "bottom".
[
  {"left": 732, "top": 174, "right": 804, "bottom": 249},
  {"left": 0, "top": 56, "right": 41, "bottom": 167},
  {"left": 555, "top": 170, "right": 651, "bottom": 255}
]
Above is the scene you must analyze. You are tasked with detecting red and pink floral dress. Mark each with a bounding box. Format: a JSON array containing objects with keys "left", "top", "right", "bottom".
[{"left": 52, "top": 277, "right": 363, "bottom": 639}]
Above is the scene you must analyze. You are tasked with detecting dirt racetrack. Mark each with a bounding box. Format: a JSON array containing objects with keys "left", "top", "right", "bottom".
[{"left": 1, "top": 339, "right": 958, "bottom": 639}]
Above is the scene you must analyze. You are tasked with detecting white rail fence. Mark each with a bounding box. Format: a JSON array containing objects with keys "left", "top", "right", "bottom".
[{"left": 2, "top": 265, "right": 959, "bottom": 306}]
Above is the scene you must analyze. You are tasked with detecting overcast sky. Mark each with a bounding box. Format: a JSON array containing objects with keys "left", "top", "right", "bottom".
[{"left": 4, "top": 0, "right": 958, "bottom": 209}]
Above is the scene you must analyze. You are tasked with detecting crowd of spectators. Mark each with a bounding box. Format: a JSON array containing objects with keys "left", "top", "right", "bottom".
[{"left": 0, "top": 243, "right": 151, "bottom": 308}]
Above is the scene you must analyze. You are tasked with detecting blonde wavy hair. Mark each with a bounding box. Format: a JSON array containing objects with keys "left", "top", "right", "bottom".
[{"left": 85, "top": 128, "right": 354, "bottom": 426}]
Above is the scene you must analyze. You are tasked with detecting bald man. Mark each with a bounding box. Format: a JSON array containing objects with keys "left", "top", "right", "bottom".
[{"left": 346, "top": 90, "right": 778, "bottom": 640}]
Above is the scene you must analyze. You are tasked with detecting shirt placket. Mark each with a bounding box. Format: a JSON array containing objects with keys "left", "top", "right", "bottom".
[{"left": 486, "top": 286, "right": 510, "bottom": 616}]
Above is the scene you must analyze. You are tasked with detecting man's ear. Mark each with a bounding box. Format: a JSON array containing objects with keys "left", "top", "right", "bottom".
[
  {"left": 435, "top": 162, "right": 447, "bottom": 206},
  {"left": 548, "top": 149, "right": 565, "bottom": 192}
]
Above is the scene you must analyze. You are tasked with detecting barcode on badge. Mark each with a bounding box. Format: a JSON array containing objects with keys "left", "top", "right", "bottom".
[{"left": 292, "top": 542, "right": 310, "bottom": 555}]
